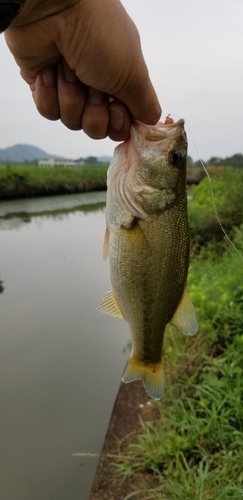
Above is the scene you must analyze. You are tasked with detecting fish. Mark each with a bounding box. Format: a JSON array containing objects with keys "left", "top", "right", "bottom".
[{"left": 98, "top": 118, "right": 198, "bottom": 400}]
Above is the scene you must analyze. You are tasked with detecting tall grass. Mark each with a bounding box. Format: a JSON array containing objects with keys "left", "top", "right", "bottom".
[{"left": 0, "top": 164, "right": 108, "bottom": 198}]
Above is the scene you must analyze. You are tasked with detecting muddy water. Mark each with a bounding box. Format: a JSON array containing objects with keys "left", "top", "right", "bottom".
[{"left": 0, "top": 193, "right": 130, "bottom": 500}]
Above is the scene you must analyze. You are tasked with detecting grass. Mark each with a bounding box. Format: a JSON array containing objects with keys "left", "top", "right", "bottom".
[
  {"left": 188, "top": 168, "right": 243, "bottom": 251},
  {"left": 0, "top": 163, "right": 108, "bottom": 198},
  {"left": 114, "top": 169, "right": 243, "bottom": 499}
]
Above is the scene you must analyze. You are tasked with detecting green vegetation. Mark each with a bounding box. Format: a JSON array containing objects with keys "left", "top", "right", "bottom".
[
  {"left": 0, "top": 164, "right": 108, "bottom": 198},
  {"left": 186, "top": 153, "right": 243, "bottom": 185},
  {"left": 115, "top": 170, "right": 243, "bottom": 499},
  {"left": 188, "top": 152, "right": 243, "bottom": 169},
  {"left": 189, "top": 168, "right": 243, "bottom": 251},
  {"left": 200, "top": 153, "right": 243, "bottom": 169}
]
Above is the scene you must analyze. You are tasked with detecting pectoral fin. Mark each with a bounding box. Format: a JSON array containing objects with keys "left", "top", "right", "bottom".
[
  {"left": 97, "top": 290, "right": 123, "bottom": 318},
  {"left": 170, "top": 287, "right": 198, "bottom": 336}
]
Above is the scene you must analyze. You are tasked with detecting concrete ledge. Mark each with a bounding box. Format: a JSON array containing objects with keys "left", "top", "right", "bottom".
[{"left": 89, "top": 380, "right": 160, "bottom": 500}]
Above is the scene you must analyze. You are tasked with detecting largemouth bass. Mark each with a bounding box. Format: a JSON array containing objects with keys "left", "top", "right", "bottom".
[{"left": 99, "top": 118, "right": 198, "bottom": 400}]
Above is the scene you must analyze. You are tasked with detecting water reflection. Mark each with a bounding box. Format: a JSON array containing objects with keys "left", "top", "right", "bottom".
[
  {"left": 0, "top": 192, "right": 130, "bottom": 500},
  {"left": 0, "top": 192, "right": 106, "bottom": 230}
]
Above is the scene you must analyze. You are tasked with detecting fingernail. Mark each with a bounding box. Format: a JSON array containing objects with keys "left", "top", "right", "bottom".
[
  {"left": 42, "top": 67, "right": 56, "bottom": 87},
  {"left": 88, "top": 88, "right": 105, "bottom": 106},
  {"left": 109, "top": 106, "right": 124, "bottom": 131}
]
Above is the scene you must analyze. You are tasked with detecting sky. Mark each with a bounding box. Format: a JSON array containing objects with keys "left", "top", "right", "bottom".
[{"left": 0, "top": 0, "right": 242, "bottom": 161}]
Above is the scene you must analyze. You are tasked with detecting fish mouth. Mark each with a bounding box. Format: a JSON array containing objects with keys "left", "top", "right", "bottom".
[{"left": 133, "top": 118, "right": 185, "bottom": 144}]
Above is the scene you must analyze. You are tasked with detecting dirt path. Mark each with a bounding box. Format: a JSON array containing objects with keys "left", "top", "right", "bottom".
[{"left": 89, "top": 381, "right": 160, "bottom": 500}]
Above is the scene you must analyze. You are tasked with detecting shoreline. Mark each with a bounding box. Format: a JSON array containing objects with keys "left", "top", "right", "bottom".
[
  {"left": 0, "top": 182, "right": 107, "bottom": 200},
  {"left": 0, "top": 164, "right": 108, "bottom": 200}
]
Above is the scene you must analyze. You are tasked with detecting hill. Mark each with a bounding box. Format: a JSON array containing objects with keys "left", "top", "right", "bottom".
[
  {"left": 0, "top": 144, "right": 112, "bottom": 164},
  {"left": 0, "top": 144, "right": 64, "bottom": 163}
]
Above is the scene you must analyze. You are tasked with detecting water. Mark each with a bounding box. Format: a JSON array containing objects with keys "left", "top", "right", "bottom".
[{"left": 0, "top": 193, "right": 130, "bottom": 500}]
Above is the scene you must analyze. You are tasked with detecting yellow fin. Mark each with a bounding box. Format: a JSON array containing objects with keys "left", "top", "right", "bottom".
[
  {"left": 170, "top": 287, "right": 198, "bottom": 336},
  {"left": 103, "top": 226, "right": 109, "bottom": 260},
  {"left": 122, "top": 356, "right": 165, "bottom": 400},
  {"left": 97, "top": 290, "right": 123, "bottom": 318}
]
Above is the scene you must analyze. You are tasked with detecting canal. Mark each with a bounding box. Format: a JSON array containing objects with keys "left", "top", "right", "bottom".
[{"left": 0, "top": 192, "right": 130, "bottom": 500}]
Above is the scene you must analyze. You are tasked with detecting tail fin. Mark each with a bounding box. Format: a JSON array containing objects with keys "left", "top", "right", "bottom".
[{"left": 122, "top": 356, "right": 165, "bottom": 400}]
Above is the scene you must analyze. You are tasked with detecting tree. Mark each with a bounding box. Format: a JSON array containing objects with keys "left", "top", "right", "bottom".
[{"left": 85, "top": 156, "right": 98, "bottom": 164}]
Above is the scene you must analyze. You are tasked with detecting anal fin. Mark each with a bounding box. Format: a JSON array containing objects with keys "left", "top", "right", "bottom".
[{"left": 170, "top": 287, "right": 198, "bottom": 336}]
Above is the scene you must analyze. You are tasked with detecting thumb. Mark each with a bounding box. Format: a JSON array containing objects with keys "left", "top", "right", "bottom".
[{"left": 115, "top": 68, "right": 161, "bottom": 125}]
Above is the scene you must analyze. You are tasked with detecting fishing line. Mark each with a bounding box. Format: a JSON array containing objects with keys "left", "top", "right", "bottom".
[{"left": 169, "top": 113, "right": 243, "bottom": 261}]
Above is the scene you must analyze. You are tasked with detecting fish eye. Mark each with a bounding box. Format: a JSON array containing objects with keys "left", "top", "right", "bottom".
[{"left": 170, "top": 151, "right": 182, "bottom": 164}]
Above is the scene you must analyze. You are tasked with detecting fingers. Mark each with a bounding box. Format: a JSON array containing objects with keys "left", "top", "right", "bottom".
[
  {"left": 108, "top": 101, "right": 131, "bottom": 142},
  {"left": 31, "top": 66, "right": 60, "bottom": 121},
  {"left": 31, "top": 61, "right": 87, "bottom": 129},
  {"left": 57, "top": 60, "right": 86, "bottom": 130},
  {"left": 30, "top": 60, "right": 133, "bottom": 140},
  {"left": 82, "top": 90, "right": 131, "bottom": 141},
  {"left": 81, "top": 88, "right": 109, "bottom": 139}
]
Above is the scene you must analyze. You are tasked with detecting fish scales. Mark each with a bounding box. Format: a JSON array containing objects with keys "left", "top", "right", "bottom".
[
  {"left": 110, "top": 203, "right": 189, "bottom": 361},
  {"left": 99, "top": 118, "right": 198, "bottom": 399}
]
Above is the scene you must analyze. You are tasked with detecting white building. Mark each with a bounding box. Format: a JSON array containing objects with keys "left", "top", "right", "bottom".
[{"left": 38, "top": 158, "right": 84, "bottom": 167}]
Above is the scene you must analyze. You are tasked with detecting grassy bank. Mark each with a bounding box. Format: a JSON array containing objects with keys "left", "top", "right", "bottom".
[
  {"left": 114, "top": 168, "right": 243, "bottom": 499},
  {"left": 189, "top": 168, "right": 243, "bottom": 251},
  {"left": 0, "top": 164, "right": 108, "bottom": 199}
]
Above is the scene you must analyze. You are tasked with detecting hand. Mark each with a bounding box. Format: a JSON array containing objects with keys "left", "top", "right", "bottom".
[{"left": 5, "top": 0, "right": 161, "bottom": 141}]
